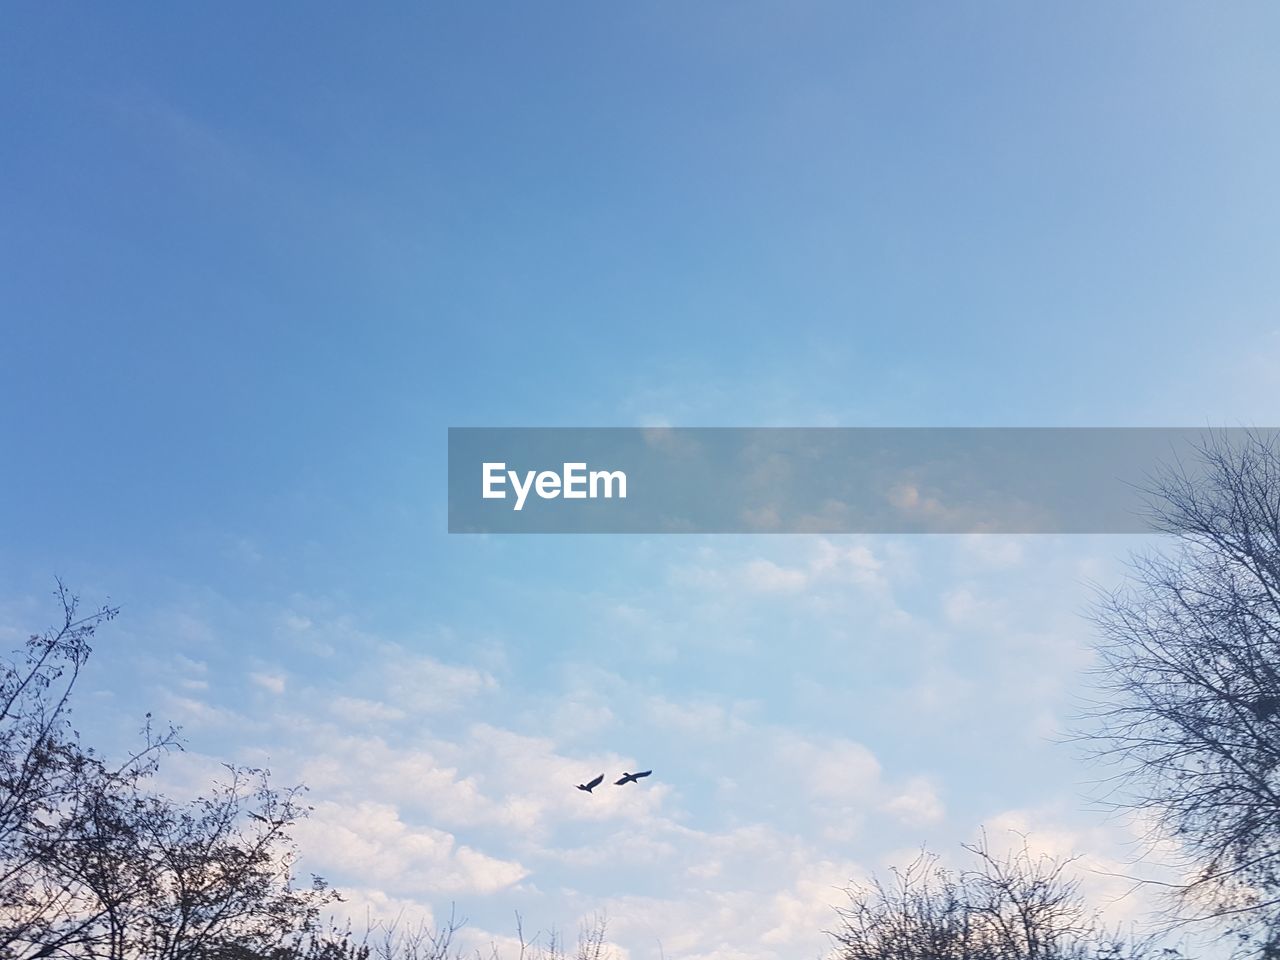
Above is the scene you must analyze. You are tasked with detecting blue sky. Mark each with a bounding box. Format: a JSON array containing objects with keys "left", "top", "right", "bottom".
[{"left": 3, "top": 5, "right": 1280, "bottom": 958}]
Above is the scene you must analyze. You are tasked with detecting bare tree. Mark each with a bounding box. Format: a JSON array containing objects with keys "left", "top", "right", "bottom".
[
  {"left": 0, "top": 584, "right": 336, "bottom": 958},
  {"left": 830, "top": 836, "right": 1174, "bottom": 960},
  {"left": 2, "top": 586, "right": 621, "bottom": 960},
  {"left": 0, "top": 580, "right": 169, "bottom": 954},
  {"left": 571, "top": 914, "right": 608, "bottom": 960},
  {"left": 294, "top": 910, "right": 611, "bottom": 960},
  {"left": 1085, "top": 431, "right": 1280, "bottom": 954},
  {"left": 498, "top": 912, "right": 610, "bottom": 960},
  {"left": 2, "top": 588, "right": 623, "bottom": 960},
  {"left": 360, "top": 907, "right": 466, "bottom": 960}
]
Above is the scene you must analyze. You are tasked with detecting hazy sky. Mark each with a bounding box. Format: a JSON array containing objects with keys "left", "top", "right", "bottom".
[{"left": 3, "top": 5, "right": 1280, "bottom": 958}]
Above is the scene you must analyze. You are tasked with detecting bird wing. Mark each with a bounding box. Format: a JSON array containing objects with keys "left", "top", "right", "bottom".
[
  {"left": 614, "top": 775, "right": 631, "bottom": 785},
  {"left": 587, "top": 773, "right": 604, "bottom": 789},
  {"left": 634, "top": 770, "right": 652, "bottom": 779}
]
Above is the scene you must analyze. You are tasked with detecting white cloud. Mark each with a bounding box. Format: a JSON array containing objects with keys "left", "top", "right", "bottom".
[
  {"left": 599, "top": 851, "right": 864, "bottom": 960},
  {"left": 773, "top": 733, "right": 882, "bottom": 803},
  {"left": 646, "top": 695, "right": 752, "bottom": 740},
  {"left": 295, "top": 800, "right": 528, "bottom": 896},
  {"left": 883, "top": 777, "right": 946, "bottom": 827},
  {"left": 958, "top": 535, "right": 1025, "bottom": 570},
  {"left": 888, "top": 483, "right": 947, "bottom": 520},
  {"left": 671, "top": 538, "right": 895, "bottom": 603},
  {"left": 385, "top": 652, "right": 497, "bottom": 713},
  {"left": 942, "top": 587, "right": 981, "bottom": 625},
  {"left": 329, "top": 695, "right": 407, "bottom": 724},
  {"left": 743, "top": 559, "right": 808, "bottom": 593},
  {"left": 160, "top": 693, "right": 242, "bottom": 727},
  {"left": 250, "top": 671, "right": 286, "bottom": 694}
]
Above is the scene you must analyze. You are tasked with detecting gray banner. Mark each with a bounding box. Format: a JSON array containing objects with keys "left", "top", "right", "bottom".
[{"left": 447, "top": 428, "right": 1271, "bottom": 534}]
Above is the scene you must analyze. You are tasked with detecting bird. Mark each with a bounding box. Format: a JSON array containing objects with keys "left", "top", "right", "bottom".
[
  {"left": 614, "top": 770, "right": 652, "bottom": 786},
  {"left": 576, "top": 774, "right": 605, "bottom": 793}
]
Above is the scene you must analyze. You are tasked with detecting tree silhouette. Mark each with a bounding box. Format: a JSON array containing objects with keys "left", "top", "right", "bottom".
[
  {"left": 1087, "top": 430, "right": 1280, "bottom": 955},
  {"left": 0, "top": 583, "right": 335, "bottom": 958},
  {"left": 830, "top": 836, "right": 1176, "bottom": 960},
  {"left": 1, "top": 585, "right": 620, "bottom": 960}
]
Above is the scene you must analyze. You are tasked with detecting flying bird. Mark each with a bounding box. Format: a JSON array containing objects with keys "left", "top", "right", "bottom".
[
  {"left": 614, "top": 770, "right": 652, "bottom": 786},
  {"left": 576, "top": 774, "right": 605, "bottom": 793}
]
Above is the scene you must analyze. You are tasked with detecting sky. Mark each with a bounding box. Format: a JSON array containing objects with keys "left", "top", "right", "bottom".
[{"left": 3, "top": 4, "right": 1280, "bottom": 958}]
